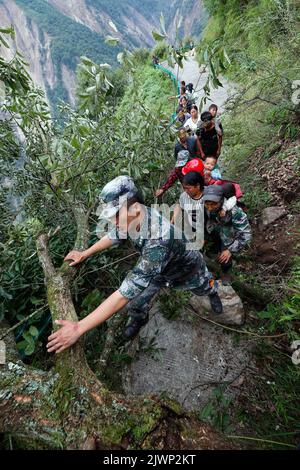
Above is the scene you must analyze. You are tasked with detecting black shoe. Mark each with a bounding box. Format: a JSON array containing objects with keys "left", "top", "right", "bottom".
[
  {"left": 123, "top": 316, "right": 149, "bottom": 340},
  {"left": 209, "top": 292, "right": 223, "bottom": 315}
]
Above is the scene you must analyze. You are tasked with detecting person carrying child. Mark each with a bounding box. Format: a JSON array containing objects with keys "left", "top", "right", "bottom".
[
  {"left": 171, "top": 171, "right": 237, "bottom": 252},
  {"left": 203, "top": 185, "right": 251, "bottom": 283}
]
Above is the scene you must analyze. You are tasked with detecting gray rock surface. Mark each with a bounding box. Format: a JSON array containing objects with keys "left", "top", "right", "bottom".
[
  {"left": 259, "top": 206, "right": 286, "bottom": 229},
  {"left": 123, "top": 285, "right": 253, "bottom": 411},
  {"left": 161, "top": 54, "right": 234, "bottom": 112},
  {"left": 189, "top": 282, "right": 245, "bottom": 326}
]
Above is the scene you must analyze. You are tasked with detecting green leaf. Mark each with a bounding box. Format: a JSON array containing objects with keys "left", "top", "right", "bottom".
[
  {"left": 0, "top": 36, "right": 10, "bottom": 48},
  {"left": 23, "top": 331, "right": 34, "bottom": 343},
  {"left": 108, "top": 20, "right": 118, "bottom": 33},
  {"left": 0, "top": 27, "right": 15, "bottom": 35},
  {"left": 200, "top": 402, "right": 214, "bottom": 419},
  {"left": 176, "top": 15, "right": 183, "bottom": 31},
  {"left": 212, "top": 76, "right": 223, "bottom": 89},
  {"left": 29, "top": 326, "right": 39, "bottom": 339},
  {"left": 31, "top": 297, "right": 43, "bottom": 306},
  {"left": 80, "top": 56, "right": 94, "bottom": 66},
  {"left": 152, "top": 31, "right": 166, "bottom": 41},
  {"left": 0, "top": 286, "right": 12, "bottom": 300},
  {"left": 0, "top": 304, "right": 4, "bottom": 322},
  {"left": 257, "top": 310, "right": 273, "bottom": 319},
  {"left": 105, "top": 36, "right": 119, "bottom": 46},
  {"left": 160, "top": 13, "right": 166, "bottom": 35},
  {"left": 203, "top": 48, "right": 209, "bottom": 63},
  {"left": 17, "top": 340, "right": 28, "bottom": 351}
]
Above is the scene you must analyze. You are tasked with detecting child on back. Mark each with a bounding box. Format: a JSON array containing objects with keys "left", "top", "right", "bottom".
[
  {"left": 204, "top": 157, "right": 244, "bottom": 215},
  {"left": 204, "top": 156, "right": 222, "bottom": 184}
]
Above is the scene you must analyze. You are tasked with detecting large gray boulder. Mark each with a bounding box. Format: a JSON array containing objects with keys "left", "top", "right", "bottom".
[
  {"left": 189, "top": 282, "right": 245, "bottom": 326},
  {"left": 123, "top": 285, "right": 253, "bottom": 411}
]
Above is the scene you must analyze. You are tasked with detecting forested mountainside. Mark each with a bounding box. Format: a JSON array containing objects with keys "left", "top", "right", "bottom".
[{"left": 0, "top": 0, "right": 207, "bottom": 109}]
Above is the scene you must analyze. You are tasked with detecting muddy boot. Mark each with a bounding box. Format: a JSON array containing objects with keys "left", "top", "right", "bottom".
[
  {"left": 123, "top": 315, "right": 149, "bottom": 340},
  {"left": 208, "top": 292, "right": 223, "bottom": 315}
]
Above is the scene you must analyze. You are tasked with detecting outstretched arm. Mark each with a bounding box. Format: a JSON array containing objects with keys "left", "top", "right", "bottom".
[
  {"left": 155, "top": 167, "right": 182, "bottom": 197},
  {"left": 47, "top": 289, "right": 129, "bottom": 354},
  {"left": 64, "top": 235, "right": 114, "bottom": 266}
]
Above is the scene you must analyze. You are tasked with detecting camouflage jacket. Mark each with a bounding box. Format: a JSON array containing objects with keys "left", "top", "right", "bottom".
[
  {"left": 206, "top": 205, "right": 251, "bottom": 253},
  {"left": 108, "top": 207, "right": 210, "bottom": 299}
]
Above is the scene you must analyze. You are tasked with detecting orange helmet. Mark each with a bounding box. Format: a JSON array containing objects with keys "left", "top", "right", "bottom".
[{"left": 182, "top": 158, "right": 204, "bottom": 176}]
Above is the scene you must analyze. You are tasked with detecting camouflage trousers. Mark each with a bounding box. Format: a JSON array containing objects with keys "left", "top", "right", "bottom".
[{"left": 127, "top": 264, "right": 216, "bottom": 322}]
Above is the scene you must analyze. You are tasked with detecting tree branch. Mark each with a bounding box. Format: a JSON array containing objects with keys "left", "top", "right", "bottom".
[{"left": 36, "top": 233, "right": 56, "bottom": 280}]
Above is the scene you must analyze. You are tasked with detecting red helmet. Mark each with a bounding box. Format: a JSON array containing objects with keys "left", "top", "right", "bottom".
[{"left": 182, "top": 158, "right": 204, "bottom": 176}]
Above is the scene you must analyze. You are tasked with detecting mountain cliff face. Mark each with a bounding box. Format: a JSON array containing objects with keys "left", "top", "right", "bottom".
[
  {"left": 0, "top": 0, "right": 207, "bottom": 109},
  {"left": 46, "top": 0, "right": 206, "bottom": 48}
]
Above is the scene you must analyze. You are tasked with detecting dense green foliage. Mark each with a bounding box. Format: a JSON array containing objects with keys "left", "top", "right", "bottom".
[
  {"left": 0, "top": 30, "right": 176, "bottom": 365},
  {"left": 116, "top": 64, "right": 175, "bottom": 118},
  {"left": 200, "top": 0, "right": 300, "bottom": 184},
  {"left": 198, "top": 0, "right": 300, "bottom": 448}
]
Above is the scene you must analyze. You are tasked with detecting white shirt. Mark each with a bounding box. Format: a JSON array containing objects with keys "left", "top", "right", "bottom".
[
  {"left": 179, "top": 192, "right": 205, "bottom": 250},
  {"left": 184, "top": 116, "right": 201, "bottom": 133},
  {"left": 177, "top": 193, "right": 237, "bottom": 251}
]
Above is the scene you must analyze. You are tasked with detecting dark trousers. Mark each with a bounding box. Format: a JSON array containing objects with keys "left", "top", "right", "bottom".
[
  {"left": 205, "top": 231, "right": 233, "bottom": 273},
  {"left": 220, "top": 256, "right": 232, "bottom": 273},
  {"left": 127, "top": 268, "right": 216, "bottom": 322}
]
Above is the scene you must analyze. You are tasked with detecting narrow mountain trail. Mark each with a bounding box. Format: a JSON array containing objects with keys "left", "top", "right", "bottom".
[{"left": 162, "top": 51, "right": 233, "bottom": 111}]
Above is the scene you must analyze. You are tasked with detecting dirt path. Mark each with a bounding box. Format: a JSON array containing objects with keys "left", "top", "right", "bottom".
[{"left": 162, "top": 51, "right": 234, "bottom": 112}]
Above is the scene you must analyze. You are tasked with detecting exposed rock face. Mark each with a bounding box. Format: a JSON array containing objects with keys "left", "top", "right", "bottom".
[
  {"left": 259, "top": 206, "right": 287, "bottom": 230},
  {"left": 47, "top": 0, "right": 205, "bottom": 46},
  {"left": 0, "top": 0, "right": 76, "bottom": 105},
  {"left": 189, "top": 282, "right": 245, "bottom": 326},
  {"left": 123, "top": 286, "right": 253, "bottom": 412},
  {"left": 0, "top": 0, "right": 56, "bottom": 97},
  {"left": 0, "top": 0, "right": 205, "bottom": 107}
]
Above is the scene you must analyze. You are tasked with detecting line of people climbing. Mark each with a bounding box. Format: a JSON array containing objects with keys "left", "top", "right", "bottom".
[
  {"left": 157, "top": 80, "right": 251, "bottom": 281},
  {"left": 46, "top": 68, "right": 252, "bottom": 354}
]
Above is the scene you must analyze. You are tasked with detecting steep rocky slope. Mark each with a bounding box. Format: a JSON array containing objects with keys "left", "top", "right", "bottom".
[{"left": 0, "top": 0, "right": 207, "bottom": 108}]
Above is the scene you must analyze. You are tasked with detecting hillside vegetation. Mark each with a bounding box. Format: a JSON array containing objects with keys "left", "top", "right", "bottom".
[
  {"left": 195, "top": 0, "right": 300, "bottom": 448},
  {"left": 0, "top": 1, "right": 299, "bottom": 450}
]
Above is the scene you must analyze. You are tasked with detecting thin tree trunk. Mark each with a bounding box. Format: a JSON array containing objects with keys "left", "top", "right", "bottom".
[
  {"left": 0, "top": 204, "right": 236, "bottom": 450},
  {"left": 0, "top": 321, "right": 234, "bottom": 450}
]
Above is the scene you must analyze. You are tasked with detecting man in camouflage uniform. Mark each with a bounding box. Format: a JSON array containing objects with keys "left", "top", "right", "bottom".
[
  {"left": 46, "top": 176, "right": 223, "bottom": 354},
  {"left": 203, "top": 185, "right": 251, "bottom": 280}
]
